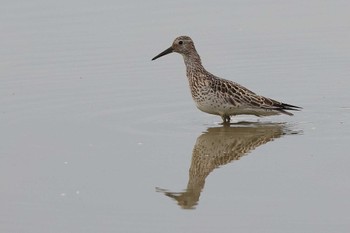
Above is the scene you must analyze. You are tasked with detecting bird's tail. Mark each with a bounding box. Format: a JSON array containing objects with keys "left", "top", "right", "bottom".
[{"left": 276, "top": 103, "right": 302, "bottom": 116}]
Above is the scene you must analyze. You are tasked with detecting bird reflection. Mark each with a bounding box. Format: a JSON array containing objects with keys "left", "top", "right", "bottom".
[{"left": 157, "top": 122, "right": 298, "bottom": 209}]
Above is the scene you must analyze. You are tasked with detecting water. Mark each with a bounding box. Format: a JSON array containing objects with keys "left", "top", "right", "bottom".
[{"left": 1, "top": 0, "right": 350, "bottom": 232}]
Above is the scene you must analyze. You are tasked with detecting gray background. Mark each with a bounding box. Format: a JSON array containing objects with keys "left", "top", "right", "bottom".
[{"left": 1, "top": 0, "right": 349, "bottom": 232}]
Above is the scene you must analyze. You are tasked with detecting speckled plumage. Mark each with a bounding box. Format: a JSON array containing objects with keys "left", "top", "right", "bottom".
[{"left": 152, "top": 36, "right": 301, "bottom": 123}]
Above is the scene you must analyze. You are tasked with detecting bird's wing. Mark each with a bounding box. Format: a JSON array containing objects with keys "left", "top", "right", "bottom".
[{"left": 212, "top": 78, "right": 301, "bottom": 114}]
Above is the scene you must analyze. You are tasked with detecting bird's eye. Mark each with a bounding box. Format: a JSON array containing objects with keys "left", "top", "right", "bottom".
[{"left": 178, "top": 41, "right": 183, "bottom": 45}]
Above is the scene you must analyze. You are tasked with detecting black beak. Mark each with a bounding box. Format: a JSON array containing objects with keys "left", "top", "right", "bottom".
[{"left": 152, "top": 47, "right": 173, "bottom": 61}]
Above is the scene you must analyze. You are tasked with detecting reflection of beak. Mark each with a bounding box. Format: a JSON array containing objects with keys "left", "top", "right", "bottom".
[{"left": 152, "top": 46, "right": 174, "bottom": 60}]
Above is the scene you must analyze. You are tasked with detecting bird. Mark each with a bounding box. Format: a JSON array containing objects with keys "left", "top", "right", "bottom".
[{"left": 152, "top": 36, "right": 301, "bottom": 123}]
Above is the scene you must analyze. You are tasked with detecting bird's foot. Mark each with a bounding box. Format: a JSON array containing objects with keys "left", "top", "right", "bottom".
[{"left": 221, "top": 115, "right": 231, "bottom": 125}]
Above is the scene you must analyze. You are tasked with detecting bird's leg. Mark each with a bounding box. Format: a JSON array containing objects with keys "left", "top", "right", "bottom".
[
  {"left": 221, "top": 115, "right": 225, "bottom": 123},
  {"left": 221, "top": 115, "right": 231, "bottom": 124}
]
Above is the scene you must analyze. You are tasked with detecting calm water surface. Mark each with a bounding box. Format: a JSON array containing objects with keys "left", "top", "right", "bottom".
[{"left": 1, "top": 1, "right": 350, "bottom": 232}]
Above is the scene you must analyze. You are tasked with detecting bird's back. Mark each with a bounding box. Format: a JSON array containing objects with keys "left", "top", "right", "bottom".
[{"left": 187, "top": 71, "right": 300, "bottom": 117}]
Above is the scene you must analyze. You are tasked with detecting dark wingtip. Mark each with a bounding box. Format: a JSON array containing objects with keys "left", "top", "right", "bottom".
[
  {"left": 277, "top": 103, "right": 302, "bottom": 116},
  {"left": 281, "top": 103, "right": 303, "bottom": 111}
]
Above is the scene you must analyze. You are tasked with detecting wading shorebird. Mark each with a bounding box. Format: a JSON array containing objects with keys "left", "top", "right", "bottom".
[{"left": 152, "top": 36, "right": 301, "bottom": 123}]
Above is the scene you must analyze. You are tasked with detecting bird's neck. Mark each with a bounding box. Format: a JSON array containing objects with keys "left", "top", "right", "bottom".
[{"left": 183, "top": 52, "right": 206, "bottom": 78}]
